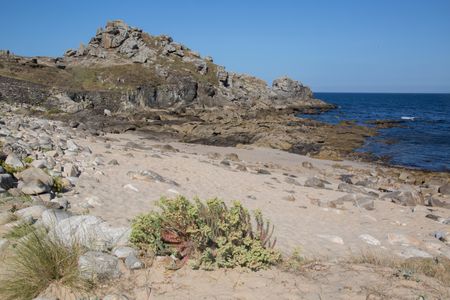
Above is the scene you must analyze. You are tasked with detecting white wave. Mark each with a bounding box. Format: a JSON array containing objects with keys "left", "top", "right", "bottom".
[{"left": 401, "top": 116, "right": 415, "bottom": 121}]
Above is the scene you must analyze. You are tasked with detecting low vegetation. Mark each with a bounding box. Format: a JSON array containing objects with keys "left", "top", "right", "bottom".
[
  {"left": 131, "top": 196, "right": 281, "bottom": 271},
  {"left": 52, "top": 176, "right": 65, "bottom": 193},
  {"left": 0, "top": 160, "right": 25, "bottom": 174},
  {"left": 352, "top": 251, "right": 450, "bottom": 285},
  {"left": 4, "top": 222, "right": 35, "bottom": 240},
  {"left": 0, "top": 226, "right": 88, "bottom": 300},
  {"left": 22, "top": 156, "right": 34, "bottom": 164}
]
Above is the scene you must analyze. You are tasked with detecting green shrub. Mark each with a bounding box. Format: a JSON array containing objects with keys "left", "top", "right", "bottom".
[
  {"left": 52, "top": 176, "right": 65, "bottom": 193},
  {"left": 23, "top": 156, "right": 34, "bottom": 164},
  {"left": 131, "top": 196, "right": 281, "bottom": 271},
  {"left": 0, "top": 226, "right": 88, "bottom": 300}
]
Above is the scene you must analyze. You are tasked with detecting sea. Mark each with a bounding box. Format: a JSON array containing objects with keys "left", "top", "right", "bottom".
[{"left": 302, "top": 93, "right": 450, "bottom": 172}]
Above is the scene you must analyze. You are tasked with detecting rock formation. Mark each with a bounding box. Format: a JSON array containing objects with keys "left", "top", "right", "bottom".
[{"left": 0, "top": 20, "right": 332, "bottom": 113}]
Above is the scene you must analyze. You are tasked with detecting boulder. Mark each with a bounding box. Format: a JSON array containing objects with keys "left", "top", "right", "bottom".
[
  {"left": 382, "top": 190, "right": 424, "bottom": 206},
  {"left": 63, "top": 163, "right": 79, "bottom": 177},
  {"left": 78, "top": 251, "right": 120, "bottom": 280},
  {"left": 5, "top": 153, "right": 24, "bottom": 169},
  {"left": 50, "top": 215, "right": 130, "bottom": 251},
  {"left": 16, "top": 167, "right": 53, "bottom": 195},
  {"left": 41, "top": 209, "right": 71, "bottom": 229}
]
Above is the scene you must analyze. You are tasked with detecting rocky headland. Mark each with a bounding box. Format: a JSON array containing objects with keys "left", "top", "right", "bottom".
[{"left": 0, "top": 20, "right": 450, "bottom": 299}]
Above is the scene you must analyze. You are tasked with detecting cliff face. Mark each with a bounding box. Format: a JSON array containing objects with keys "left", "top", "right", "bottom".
[{"left": 0, "top": 20, "right": 331, "bottom": 113}]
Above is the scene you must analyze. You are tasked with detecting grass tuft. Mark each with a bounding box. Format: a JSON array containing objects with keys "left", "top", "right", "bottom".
[
  {"left": 0, "top": 226, "right": 88, "bottom": 300},
  {"left": 4, "top": 222, "right": 35, "bottom": 240}
]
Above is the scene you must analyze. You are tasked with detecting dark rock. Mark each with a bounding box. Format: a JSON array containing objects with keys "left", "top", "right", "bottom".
[
  {"left": 0, "top": 173, "right": 16, "bottom": 190},
  {"left": 301, "top": 161, "right": 314, "bottom": 169},
  {"left": 339, "top": 174, "right": 354, "bottom": 184},
  {"left": 291, "top": 142, "right": 321, "bottom": 156},
  {"left": 256, "top": 169, "right": 271, "bottom": 175},
  {"left": 220, "top": 159, "right": 230, "bottom": 166}
]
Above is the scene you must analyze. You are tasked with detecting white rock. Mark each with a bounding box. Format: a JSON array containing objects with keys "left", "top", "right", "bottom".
[
  {"left": 359, "top": 234, "right": 381, "bottom": 246},
  {"left": 41, "top": 209, "right": 71, "bottom": 229},
  {"left": 15, "top": 205, "right": 46, "bottom": 220},
  {"left": 50, "top": 215, "right": 130, "bottom": 251},
  {"left": 112, "top": 246, "right": 137, "bottom": 259},
  {"left": 317, "top": 234, "right": 344, "bottom": 245},
  {"left": 123, "top": 184, "right": 139, "bottom": 192}
]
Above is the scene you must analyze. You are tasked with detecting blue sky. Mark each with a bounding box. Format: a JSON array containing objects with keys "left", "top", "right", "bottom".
[{"left": 1, "top": 0, "right": 449, "bottom": 93}]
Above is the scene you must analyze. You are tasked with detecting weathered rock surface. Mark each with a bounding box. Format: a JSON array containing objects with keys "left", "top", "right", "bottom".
[
  {"left": 78, "top": 251, "right": 121, "bottom": 280},
  {"left": 382, "top": 190, "right": 424, "bottom": 206},
  {"left": 0, "top": 20, "right": 332, "bottom": 116},
  {"left": 50, "top": 215, "right": 130, "bottom": 251},
  {"left": 16, "top": 167, "right": 53, "bottom": 195}
]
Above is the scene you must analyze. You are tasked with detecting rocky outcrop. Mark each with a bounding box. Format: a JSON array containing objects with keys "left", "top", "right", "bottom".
[{"left": 0, "top": 20, "right": 333, "bottom": 113}]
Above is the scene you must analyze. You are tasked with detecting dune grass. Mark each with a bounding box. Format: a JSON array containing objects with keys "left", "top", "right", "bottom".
[
  {"left": 4, "top": 222, "right": 35, "bottom": 240},
  {"left": 0, "top": 226, "right": 88, "bottom": 300},
  {"left": 351, "top": 251, "right": 450, "bottom": 286}
]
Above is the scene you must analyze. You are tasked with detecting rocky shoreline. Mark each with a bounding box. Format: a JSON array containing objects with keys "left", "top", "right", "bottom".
[
  {"left": 1, "top": 102, "right": 450, "bottom": 298},
  {"left": 1, "top": 20, "right": 450, "bottom": 299}
]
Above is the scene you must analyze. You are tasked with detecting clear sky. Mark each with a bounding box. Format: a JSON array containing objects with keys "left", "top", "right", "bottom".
[{"left": 1, "top": 0, "right": 449, "bottom": 93}]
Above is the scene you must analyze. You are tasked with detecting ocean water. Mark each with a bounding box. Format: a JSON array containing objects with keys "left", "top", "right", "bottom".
[{"left": 303, "top": 93, "right": 450, "bottom": 172}]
